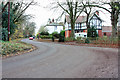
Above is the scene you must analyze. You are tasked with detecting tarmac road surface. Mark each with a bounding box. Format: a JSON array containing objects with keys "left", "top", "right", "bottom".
[{"left": 2, "top": 39, "right": 118, "bottom": 78}]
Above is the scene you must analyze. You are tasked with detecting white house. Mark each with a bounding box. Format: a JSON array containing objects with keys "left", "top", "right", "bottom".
[{"left": 45, "top": 22, "right": 64, "bottom": 34}]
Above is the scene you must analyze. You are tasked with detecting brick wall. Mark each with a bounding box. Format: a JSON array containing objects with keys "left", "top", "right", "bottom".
[
  {"left": 65, "top": 30, "right": 71, "bottom": 38},
  {"left": 98, "top": 30, "right": 102, "bottom": 37},
  {"left": 103, "top": 32, "right": 112, "bottom": 37}
]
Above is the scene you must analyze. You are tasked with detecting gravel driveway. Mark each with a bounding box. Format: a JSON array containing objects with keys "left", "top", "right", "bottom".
[{"left": 2, "top": 39, "right": 118, "bottom": 78}]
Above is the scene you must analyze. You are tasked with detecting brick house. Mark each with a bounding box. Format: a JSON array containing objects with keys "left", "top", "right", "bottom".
[
  {"left": 102, "top": 26, "right": 112, "bottom": 37},
  {"left": 102, "top": 14, "right": 120, "bottom": 37},
  {"left": 64, "top": 11, "right": 103, "bottom": 38}
]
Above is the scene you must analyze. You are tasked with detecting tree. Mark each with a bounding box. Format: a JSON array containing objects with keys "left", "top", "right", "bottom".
[
  {"left": 45, "top": 0, "right": 85, "bottom": 39},
  {"left": 12, "top": 1, "right": 37, "bottom": 23},
  {"left": 11, "top": 29, "right": 24, "bottom": 39},
  {"left": 38, "top": 25, "right": 48, "bottom": 33},
  {"left": 86, "top": 0, "right": 120, "bottom": 38},
  {"left": 23, "top": 22, "right": 36, "bottom": 37},
  {"left": 2, "top": 28, "right": 8, "bottom": 41},
  {"left": 2, "top": 3, "right": 16, "bottom": 37},
  {"left": 57, "top": 0, "right": 84, "bottom": 38},
  {"left": 1, "top": 1, "right": 37, "bottom": 41},
  {"left": 81, "top": 1, "right": 95, "bottom": 29}
]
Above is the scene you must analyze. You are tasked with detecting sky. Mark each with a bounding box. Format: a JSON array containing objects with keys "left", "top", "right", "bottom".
[
  {"left": 25, "top": 0, "right": 112, "bottom": 35},
  {"left": 25, "top": 0, "right": 64, "bottom": 35}
]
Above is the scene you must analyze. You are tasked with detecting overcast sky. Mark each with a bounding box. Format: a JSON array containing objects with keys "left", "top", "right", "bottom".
[
  {"left": 25, "top": 0, "right": 64, "bottom": 34},
  {"left": 25, "top": 0, "right": 111, "bottom": 35}
]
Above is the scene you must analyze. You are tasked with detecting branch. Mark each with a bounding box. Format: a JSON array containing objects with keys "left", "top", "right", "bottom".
[
  {"left": 57, "top": 2, "right": 70, "bottom": 15},
  {"left": 2, "top": 2, "right": 8, "bottom": 12},
  {"left": 75, "top": 5, "right": 85, "bottom": 21},
  {"left": 14, "top": 0, "right": 34, "bottom": 22},
  {"left": 86, "top": 4, "right": 111, "bottom": 13},
  {"left": 74, "top": 1, "right": 78, "bottom": 20}
]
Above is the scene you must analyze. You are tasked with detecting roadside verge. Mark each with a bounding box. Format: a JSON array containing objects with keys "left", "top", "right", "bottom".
[{"left": 1, "top": 39, "right": 37, "bottom": 59}]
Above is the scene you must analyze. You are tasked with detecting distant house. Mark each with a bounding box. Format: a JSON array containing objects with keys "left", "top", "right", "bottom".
[
  {"left": 64, "top": 11, "right": 103, "bottom": 38},
  {"left": 45, "top": 19, "right": 64, "bottom": 34},
  {"left": 102, "top": 14, "right": 120, "bottom": 37},
  {"left": 102, "top": 26, "right": 112, "bottom": 37}
]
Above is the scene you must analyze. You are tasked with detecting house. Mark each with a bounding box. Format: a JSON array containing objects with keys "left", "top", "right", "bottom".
[
  {"left": 101, "top": 14, "right": 120, "bottom": 37},
  {"left": 45, "top": 19, "right": 64, "bottom": 34},
  {"left": 102, "top": 26, "right": 112, "bottom": 37},
  {"left": 64, "top": 11, "right": 103, "bottom": 38}
]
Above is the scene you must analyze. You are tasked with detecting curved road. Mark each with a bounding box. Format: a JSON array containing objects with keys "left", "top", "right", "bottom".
[{"left": 2, "top": 39, "right": 118, "bottom": 78}]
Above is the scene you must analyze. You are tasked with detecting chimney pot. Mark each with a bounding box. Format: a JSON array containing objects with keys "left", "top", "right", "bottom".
[
  {"left": 96, "top": 11, "right": 99, "bottom": 16},
  {"left": 52, "top": 19, "right": 54, "bottom": 23}
]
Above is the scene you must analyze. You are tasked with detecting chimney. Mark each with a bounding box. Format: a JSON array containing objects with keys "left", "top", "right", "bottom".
[
  {"left": 52, "top": 19, "right": 54, "bottom": 23},
  {"left": 96, "top": 11, "right": 99, "bottom": 16},
  {"left": 48, "top": 18, "right": 52, "bottom": 24}
]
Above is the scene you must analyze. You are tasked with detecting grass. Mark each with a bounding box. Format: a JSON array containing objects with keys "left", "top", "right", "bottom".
[
  {"left": 75, "top": 36, "right": 119, "bottom": 48},
  {"left": 76, "top": 36, "right": 119, "bottom": 44},
  {"left": 0, "top": 39, "right": 32, "bottom": 56},
  {"left": 65, "top": 37, "right": 76, "bottom": 42}
]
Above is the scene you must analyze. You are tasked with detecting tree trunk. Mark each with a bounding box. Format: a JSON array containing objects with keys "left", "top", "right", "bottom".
[
  {"left": 111, "top": 2, "right": 119, "bottom": 38},
  {"left": 112, "top": 25, "right": 117, "bottom": 38},
  {"left": 69, "top": 14, "right": 75, "bottom": 39},
  {"left": 111, "top": 14, "right": 118, "bottom": 38},
  {"left": 70, "top": 22, "right": 75, "bottom": 38},
  {"left": 86, "top": 14, "right": 90, "bottom": 29}
]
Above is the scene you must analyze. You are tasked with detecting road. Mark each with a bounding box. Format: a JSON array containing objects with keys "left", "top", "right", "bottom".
[{"left": 2, "top": 39, "right": 118, "bottom": 78}]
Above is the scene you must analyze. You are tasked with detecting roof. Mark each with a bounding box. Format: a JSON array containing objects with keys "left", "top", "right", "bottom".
[
  {"left": 89, "top": 13, "right": 103, "bottom": 22},
  {"left": 65, "top": 15, "right": 86, "bottom": 23},
  {"left": 65, "top": 12, "right": 103, "bottom": 23},
  {"left": 102, "top": 26, "right": 112, "bottom": 32},
  {"left": 46, "top": 22, "right": 63, "bottom": 26}
]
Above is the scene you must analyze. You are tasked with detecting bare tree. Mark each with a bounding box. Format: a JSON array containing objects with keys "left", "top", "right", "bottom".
[
  {"left": 86, "top": 0, "right": 120, "bottom": 38},
  {"left": 81, "top": 1, "right": 94, "bottom": 29},
  {"left": 57, "top": 0, "right": 85, "bottom": 38},
  {"left": 12, "top": 0, "right": 37, "bottom": 23},
  {"left": 46, "top": 0, "right": 85, "bottom": 38}
]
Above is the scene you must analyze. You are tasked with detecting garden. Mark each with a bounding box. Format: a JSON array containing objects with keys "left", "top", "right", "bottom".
[
  {"left": 36, "top": 30, "right": 65, "bottom": 42},
  {"left": 64, "top": 27, "right": 119, "bottom": 48},
  {"left": 36, "top": 27, "right": 119, "bottom": 48},
  {"left": 69, "top": 37, "right": 119, "bottom": 48},
  {"left": 0, "top": 39, "right": 33, "bottom": 58}
]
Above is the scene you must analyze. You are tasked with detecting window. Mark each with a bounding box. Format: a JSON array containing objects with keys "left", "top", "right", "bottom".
[
  {"left": 78, "top": 23, "right": 80, "bottom": 29},
  {"left": 55, "top": 26, "right": 57, "bottom": 31},
  {"left": 76, "top": 23, "right": 78, "bottom": 29},
  {"left": 69, "top": 23, "right": 71, "bottom": 27},
  {"left": 75, "top": 24, "right": 77, "bottom": 29},
  {"left": 84, "top": 35, "right": 86, "bottom": 37},
  {"left": 68, "top": 23, "right": 71, "bottom": 29},
  {"left": 93, "top": 16, "right": 97, "bottom": 19},
  {"left": 76, "top": 24, "right": 78, "bottom": 29},
  {"left": 98, "top": 21, "right": 101, "bottom": 26},
  {"left": 81, "top": 23, "right": 84, "bottom": 27},
  {"left": 81, "top": 30, "right": 83, "bottom": 32},
  {"left": 104, "top": 33, "right": 106, "bottom": 36}
]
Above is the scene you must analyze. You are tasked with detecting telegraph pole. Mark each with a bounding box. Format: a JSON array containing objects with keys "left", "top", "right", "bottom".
[{"left": 8, "top": 1, "right": 10, "bottom": 41}]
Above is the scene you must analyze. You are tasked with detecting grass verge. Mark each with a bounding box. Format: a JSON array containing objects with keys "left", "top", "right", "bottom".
[{"left": 0, "top": 39, "right": 36, "bottom": 58}]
